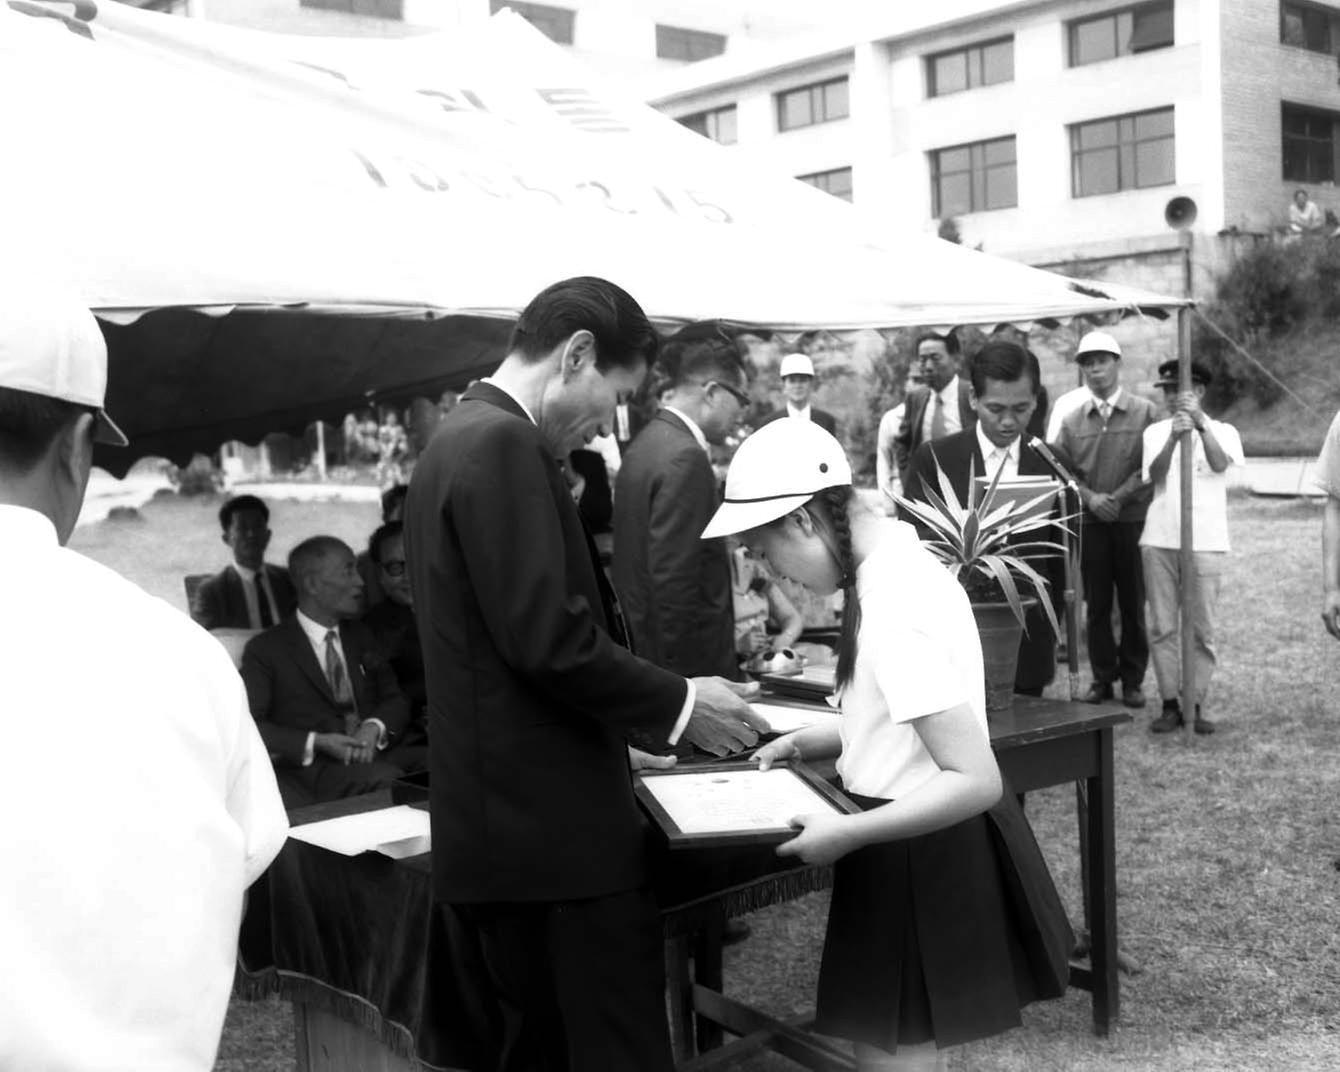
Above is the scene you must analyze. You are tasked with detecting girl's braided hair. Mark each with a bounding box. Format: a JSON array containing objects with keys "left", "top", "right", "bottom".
[{"left": 803, "top": 485, "right": 860, "bottom": 691}]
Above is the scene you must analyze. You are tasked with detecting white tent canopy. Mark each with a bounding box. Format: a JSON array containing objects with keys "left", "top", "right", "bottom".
[{"left": 1, "top": 0, "right": 1185, "bottom": 471}]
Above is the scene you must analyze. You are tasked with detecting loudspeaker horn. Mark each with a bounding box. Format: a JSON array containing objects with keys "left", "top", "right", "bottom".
[{"left": 1165, "top": 196, "right": 1198, "bottom": 231}]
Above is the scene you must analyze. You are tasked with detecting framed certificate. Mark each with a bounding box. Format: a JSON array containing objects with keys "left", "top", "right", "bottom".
[{"left": 634, "top": 760, "right": 861, "bottom": 850}]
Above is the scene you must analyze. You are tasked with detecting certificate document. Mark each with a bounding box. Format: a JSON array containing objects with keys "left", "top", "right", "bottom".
[{"left": 634, "top": 762, "right": 860, "bottom": 849}]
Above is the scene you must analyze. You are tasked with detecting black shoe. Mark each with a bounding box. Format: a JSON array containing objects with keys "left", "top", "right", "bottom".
[
  {"left": 1122, "top": 684, "right": 1147, "bottom": 709},
  {"left": 1150, "top": 700, "right": 1183, "bottom": 733},
  {"left": 1193, "top": 705, "right": 1216, "bottom": 735},
  {"left": 1083, "top": 682, "right": 1114, "bottom": 704}
]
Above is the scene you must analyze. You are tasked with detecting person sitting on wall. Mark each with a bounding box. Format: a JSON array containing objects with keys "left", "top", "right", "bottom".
[
  {"left": 1289, "top": 188, "right": 1325, "bottom": 236},
  {"left": 190, "top": 494, "right": 296, "bottom": 631},
  {"left": 240, "top": 535, "right": 412, "bottom": 806}
]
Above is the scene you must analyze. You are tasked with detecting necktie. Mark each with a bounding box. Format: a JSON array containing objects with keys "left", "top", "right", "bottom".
[
  {"left": 256, "top": 571, "right": 274, "bottom": 629},
  {"left": 324, "top": 630, "right": 358, "bottom": 734},
  {"left": 930, "top": 391, "right": 948, "bottom": 441},
  {"left": 1098, "top": 401, "right": 1112, "bottom": 426}
]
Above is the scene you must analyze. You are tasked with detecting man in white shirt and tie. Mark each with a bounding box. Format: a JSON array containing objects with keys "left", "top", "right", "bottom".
[
  {"left": 240, "top": 535, "right": 412, "bottom": 804},
  {"left": 894, "top": 330, "right": 976, "bottom": 489},
  {"left": 191, "top": 494, "right": 297, "bottom": 630},
  {"left": 902, "top": 340, "right": 1069, "bottom": 694}
]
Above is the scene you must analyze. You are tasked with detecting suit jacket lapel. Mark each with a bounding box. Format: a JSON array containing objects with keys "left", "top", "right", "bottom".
[
  {"left": 286, "top": 617, "right": 334, "bottom": 702},
  {"left": 223, "top": 566, "right": 249, "bottom": 625}
]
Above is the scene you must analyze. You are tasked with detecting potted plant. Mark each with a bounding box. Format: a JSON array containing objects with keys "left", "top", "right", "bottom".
[{"left": 893, "top": 459, "right": 1071, "bottom": 713}]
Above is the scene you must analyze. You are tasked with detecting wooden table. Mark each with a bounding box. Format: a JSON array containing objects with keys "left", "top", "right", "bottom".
[
  {"left": 240, "top": 696, "right": 1128, "bottom": 1070},
  {"left": 673, "top": 695, "right": 1131, "bottom": 1069}
]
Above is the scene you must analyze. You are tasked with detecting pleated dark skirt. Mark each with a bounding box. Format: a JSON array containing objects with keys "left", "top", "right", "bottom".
[{"left": 814, "top": 787, "right": 1073, "bottom": 1052}]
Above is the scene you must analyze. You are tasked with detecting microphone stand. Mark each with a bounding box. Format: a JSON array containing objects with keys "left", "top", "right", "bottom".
[{"left": 1029, "top": 437, "right": 1082, "bottom": 702}]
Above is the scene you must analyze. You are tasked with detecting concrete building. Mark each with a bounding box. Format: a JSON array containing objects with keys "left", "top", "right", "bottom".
[{"left": 647, "top": 0, "right": 1340, "bottom": 302}]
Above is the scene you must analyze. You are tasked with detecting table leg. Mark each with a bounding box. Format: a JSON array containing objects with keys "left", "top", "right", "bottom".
[
  {"left": 692, "top": 912, "right": 725, "bottom": 1053},
  {"left": 1086, "top": 727, "right": 1118, "bottom": 1035},
  {"left": 666, "top": 936, "right": 695, "bottom": 1061}
]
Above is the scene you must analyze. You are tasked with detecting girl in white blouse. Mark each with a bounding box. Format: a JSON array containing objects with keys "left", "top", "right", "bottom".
[{"left": 703, "top": 419, "right": 1070, "bottom": 1072}]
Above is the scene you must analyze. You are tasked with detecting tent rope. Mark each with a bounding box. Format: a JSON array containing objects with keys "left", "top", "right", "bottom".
[{"left": 1192, "top": 307, "right": 1321, "bottom": 416}]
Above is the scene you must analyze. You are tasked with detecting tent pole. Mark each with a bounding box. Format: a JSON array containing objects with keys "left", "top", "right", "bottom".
[
  {"left": 1178, "top": 308, "right": 1197, "bottom": 738},
  {"left": 314, "top": 420, "right": 327, "bottom": 481}
]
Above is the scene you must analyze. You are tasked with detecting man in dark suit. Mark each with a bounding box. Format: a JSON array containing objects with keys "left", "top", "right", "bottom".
[
  {"left": 760, "top": 352, "right": 838, "bottom": 435},
  {"left": 613, "top": 329, "right": 746, "bottom": 685},
  {"left": 240, "top": 535, "right": 412, "bottom": 806},
  {"left": 190, "top": 495, "right": 296, "bottom": 630},
  {"left": 904, "top": 340, "right": 1069, "bottom": 695},
  {"left": 402, "top": 277, "right": 766, "bottom": 1072},
  {"left": 894, "top": 330, "right": 977, "bottom": 490}
]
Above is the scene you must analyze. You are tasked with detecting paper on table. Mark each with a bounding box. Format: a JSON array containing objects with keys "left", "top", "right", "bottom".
[
  {"left": 289, "top": 805, "right": 431, "bottom": 858},
  {"left": 640, "top": 768, "right": 830, "bottom": 834},
  {"left": 750, "top": 702, "right": 839, "bottom": 734}
]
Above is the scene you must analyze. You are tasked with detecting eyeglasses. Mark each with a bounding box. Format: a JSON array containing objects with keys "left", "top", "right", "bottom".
[
  {"left": 705, "top": 380, "right": 750, "bottom": 409},
  {"left": 380, "top": 559, "right": 407, "bottom": 578}
]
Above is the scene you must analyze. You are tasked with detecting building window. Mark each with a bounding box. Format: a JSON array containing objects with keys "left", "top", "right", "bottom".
[
  {"left": 776, "top": 78, "right": 850, "bottom": 132},
  {"left": 656, "top": 24, "right": 727, "bottom": 62},
  {"left": 301, "top": 0, "right": 404, "bottom": 17},
  {"left": 1067, "top": 1, "right": 1174, "bottom": 66},
  {"left": 929, "top": 136, "right": 1017, "bottom": 217},
  {"left": 489, "top": 0, "right": 574, "bottom": 45},
  {"left": 798, "top": 167, "right": 854, "bottom": 201},
  {"left": 1070, "top": 107, "right": 1175, "bottom": 196},
  {"left": 927, "top": 37, "right": 1014, "bottom": 97},
  {"left": 1283, "top": 103, "right": 1340, "bottom": 182},
  {"left": 1281, "top": 2, "right": 1340, "bottom": 53},
  {"left": 678, "top": 105, "right": 738, "bottom": 145}
]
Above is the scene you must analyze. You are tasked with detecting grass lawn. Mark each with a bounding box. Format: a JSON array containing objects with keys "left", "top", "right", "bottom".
[{"left": 70, "top": 492, "right": 1340, "bottom": 1071}]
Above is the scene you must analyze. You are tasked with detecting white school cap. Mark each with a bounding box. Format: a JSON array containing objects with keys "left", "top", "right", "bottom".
[
  {"left": 778, "top": 352, "right": 815, "bottom": 378},
  {"left": 1075, "top": 330, "right": 1121, "bottom": 361},
  {"left": 702, "top": 418, "right": 852, "bottom": 539},
  {"left": 0, "top": 283, "right": 127, "bottom": 446}
]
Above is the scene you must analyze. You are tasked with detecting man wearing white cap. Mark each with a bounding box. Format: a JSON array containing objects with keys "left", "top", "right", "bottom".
[
  {"left": 763, "top": 352, "right": 839, "bottom": 436},
  {"left": 0, "top": 285, "right": 288, "bottom": 1069},
  {"left": 1055, "top": 329, "right": 1157, "bottom": 708}
]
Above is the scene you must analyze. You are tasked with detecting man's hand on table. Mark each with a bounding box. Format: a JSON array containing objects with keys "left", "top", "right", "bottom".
[
  {"left": 627, "top": 746, "right": 677, "bottom": 772},
  {"left": 313, "top": 732, "right": 363, "bottom": 765},
  {"left": 683, "top": 678, "right": 770, "bottom": 757}
]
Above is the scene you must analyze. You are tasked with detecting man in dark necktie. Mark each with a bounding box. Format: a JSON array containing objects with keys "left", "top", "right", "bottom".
[
  {"left": 240, "top": 536, "right": 411, "bottom": 806},
  {"left": 894, "top": 330, "right": 977, "bottom": 489},
  {"left": 190, "top": 495, "right": 296, "bottom": 630}
]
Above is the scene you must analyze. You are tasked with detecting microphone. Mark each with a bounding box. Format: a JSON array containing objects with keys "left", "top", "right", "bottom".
[{"left": 1028, "top": 436, "right": 1078, "bottom": 487}]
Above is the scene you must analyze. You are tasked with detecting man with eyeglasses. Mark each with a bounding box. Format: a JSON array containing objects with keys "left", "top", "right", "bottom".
[
  {"left": 613, "top": 327, "right": 751, "bottom": 692},
  {"left": 362, "top": 521, "right": 429, "bottom": 767}
]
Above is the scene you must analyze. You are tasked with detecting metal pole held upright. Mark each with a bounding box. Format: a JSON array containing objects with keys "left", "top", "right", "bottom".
[{"left": 1177, "top": 308, "right": 1197, "bottom": 737}]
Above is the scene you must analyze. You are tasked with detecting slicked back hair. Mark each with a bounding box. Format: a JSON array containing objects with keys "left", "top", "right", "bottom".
[
  {"left": 218, "top": 494, "right": 270, "bottom": 533},
  {"left": 915, "top": 329, "right": 960, "bottom": 356},
  {"left": 507, "top": 276, "right": 660, "bottom": 373},
  {"left": 288, "top": 535, "right": 351, "bottom": 588},
  {"left": 969, "top": 340, "right": 1036, "bottom": 397},
  {"left": 0, "top": 386, "right": 90, "bottom": 471}
]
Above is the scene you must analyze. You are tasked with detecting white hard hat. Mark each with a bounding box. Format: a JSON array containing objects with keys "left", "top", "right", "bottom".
[
  {"left": 702, "top": 418, "right": 852, "bottom": 539},
  {"left": 1076, "top": 330, "right": 1122, "bottom": 360},
  {"left": 778, "top": 352, "right": 815, "bottom": 379}
]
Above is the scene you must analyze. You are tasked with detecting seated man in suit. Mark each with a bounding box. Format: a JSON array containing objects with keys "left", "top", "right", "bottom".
[
  {"left": 762, "top": 352, "right": 838, "bottom": 435},
  {"left": 241, "top": 535, "right": 412, "bottom": 806},
  {"left": 190, "top": 495, "right": 296, "bottom": 630},
  {"left": 356, "top": 484, "right": 409, "bottom": 611},
  {"left": 904, "top": 340, "right": 1069, "bottom": 696},
  {"left": 894, "top": 330, "right": 976, "bottom": 489},
  {"left": 361, "top": 521, "right": 428, "bottom": 767}
]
